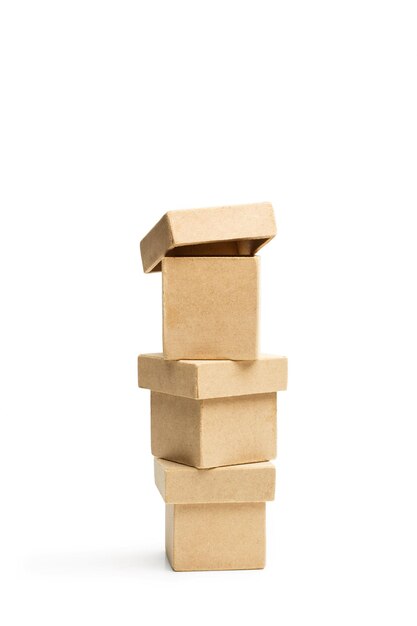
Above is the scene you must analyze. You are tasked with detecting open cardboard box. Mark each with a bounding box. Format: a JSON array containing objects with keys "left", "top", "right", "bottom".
[
  {"left": 140, "top": 202, "right": 276, "bottom": 273},
  {"left": 155, "top": 459, "right": 275, "bottom": 571},
  {"left": 151, "top": 391, "right": 277, "bottom": 468},
  {"left": 138, "top": 353, "right": 288, "bottom": 399}
]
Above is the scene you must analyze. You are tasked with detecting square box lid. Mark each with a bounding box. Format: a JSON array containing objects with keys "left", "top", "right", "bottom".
[
  {"left": 140, "top": 201, "right": 276, "bottom": 273},
  {"left": 138, "top": 353, "right": 288, "bottom": 399},
  {"left": 155, "top": 458, "right": 276, "bottom": 503}
]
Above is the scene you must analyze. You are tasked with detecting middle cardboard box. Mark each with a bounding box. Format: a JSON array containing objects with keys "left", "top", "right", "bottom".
[
  {"left": 151, "top": 391, "right": 276, "bottom": 468},
  {"left": 138, "top": 353, "right": 288, "bottom": 469}
]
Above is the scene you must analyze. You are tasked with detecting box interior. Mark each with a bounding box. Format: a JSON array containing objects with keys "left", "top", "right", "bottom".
[{"left": 149, "top": 237, "right": 269, "bottom": 271}]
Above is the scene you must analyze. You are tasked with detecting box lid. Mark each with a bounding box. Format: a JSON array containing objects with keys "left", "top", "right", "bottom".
[
  {"left": 154, "top": 458, "right": 276, "bottom": 503},
  {"left": 140, "top": 202, "right": 276, "bottom": 273},
  {"left": 138, "top": 353, "right": 288, "bottom": 399}
]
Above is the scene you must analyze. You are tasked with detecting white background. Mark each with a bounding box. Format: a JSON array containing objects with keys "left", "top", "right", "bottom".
[{"left": 1, "top": 1, "right": 416, "bottom": 624}]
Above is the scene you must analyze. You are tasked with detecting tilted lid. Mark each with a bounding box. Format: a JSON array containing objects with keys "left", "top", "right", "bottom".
[
  {"left": 154, "top": 458, "right": 276, "bottom": 504},
  {"left": 140, "top": 202, "right": 276, "bottom": 273}
]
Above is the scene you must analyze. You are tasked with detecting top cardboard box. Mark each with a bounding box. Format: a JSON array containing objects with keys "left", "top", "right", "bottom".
[{"left": 140, "top": 202, "right": 276, "bottom": 273}]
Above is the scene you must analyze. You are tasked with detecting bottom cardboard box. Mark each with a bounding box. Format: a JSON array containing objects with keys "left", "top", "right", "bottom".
[{"left": 165, "top": 502, "right": 266, "bottom": 571}]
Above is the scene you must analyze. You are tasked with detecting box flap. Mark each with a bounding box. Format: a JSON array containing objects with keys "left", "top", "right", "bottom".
[
  {"left": 154, "top": 458, "right": 276, "bottom": 503},
  {"left": 140, "top": 202, "right": 276, "bottom": 273}
]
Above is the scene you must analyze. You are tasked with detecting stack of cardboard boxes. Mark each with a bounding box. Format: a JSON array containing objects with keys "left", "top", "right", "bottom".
[{"left": 138, "top": 202, "right": 288, "bottom": 571}]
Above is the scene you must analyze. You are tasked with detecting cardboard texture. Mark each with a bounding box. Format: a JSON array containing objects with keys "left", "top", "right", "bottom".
[
  {"left": 138, "top": 353, "right": 288, "bottom": 399},
  {"left": 154, "top": 458, "right": 276, "bottom": 503},
  {"left": 162, "top": 256, "right": 259, "bottom": 360},
  {"left": 165, "top": 502, "right": 266, "bottom": 571},
  {"left": 140, "top": 202, "right": 276, "bottom": 273},
  {"left": 151, "top": 392, "right": 277, "bottom": 468}
]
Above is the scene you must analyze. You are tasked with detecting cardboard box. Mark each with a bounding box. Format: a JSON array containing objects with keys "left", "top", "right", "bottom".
[
  {"left": 165, "top": 502, "right": 266, "bottom": 571},
  {"left": 156, "top": 459, "right": 274, "bottom": 571},
  {"left": 140, "top": 202, "right": 276, "bottom": 273},
  {"left": 154, "top": 458, "right": 276, "bottom": 503},
  {"left": 162, "top": 256, "right": 259, "bottom": 360},
  {"left": 138, "top": 353, "right": 288, "bottom": 399},
  {"left": 151, "top": 392, "right": 277, "bottom": 468}
]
